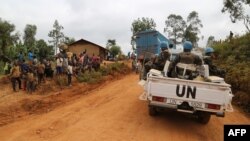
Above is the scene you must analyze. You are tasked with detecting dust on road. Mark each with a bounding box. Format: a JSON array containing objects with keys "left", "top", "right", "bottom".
[{"left": 0, "top": 74, "right": 249, "bottom": 141}]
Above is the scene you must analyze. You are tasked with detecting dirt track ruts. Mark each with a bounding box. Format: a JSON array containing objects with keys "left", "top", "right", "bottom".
[{"left": 0, "top": 74, "right": 249, "bottom": 141}]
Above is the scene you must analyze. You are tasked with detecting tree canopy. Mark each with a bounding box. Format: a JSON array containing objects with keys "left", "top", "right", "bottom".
[
  {"left": 130, "top": 17, "right": 156, "bottom": 50},
  {"left": 183, "top": 11, "right": 203, "bottom": 47},
  {"left": 222, "top": 0, "right": 250, "bottom": 32},
  {"left": 106, "top": 39, "right": 121, "bottom": 57},
  {"left": 37, "top": 39, "right": 53, "bottom": 60},
  {"left": 206, "top": 36, "right": 215, "bottom": 47},
  {"left": 23, "top": 24, "right": 37, "bottom": 52},
  {"left": 0, "top": 18, "right": 19, "bottom": 62},
  {"left": 164, "top": 11, "right": 203, "bottom": 47},
  {"left": 164, "top": 14, "right": 186, "bottom": 44},
  {"left": 131, "top": 17, "right": 156, "bottom": 35},
  {"left": 106, "top": 39, "right": 116, "bottom": 50},
  {"left": 109, "top": 45, "right": 121, "bottom": 57},
  {"left": 48, "top": 20, "right": 64, "bottom": 54}
]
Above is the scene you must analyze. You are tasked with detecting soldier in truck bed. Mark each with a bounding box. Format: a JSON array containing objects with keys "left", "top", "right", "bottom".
[
  {"left": 155, "top": 41, "right": 171, "bottom": 71},
  {"left": 171, "top": 41, "right": 202, "bottom": 80},
  {"left": 203, "top": 47, "right": 226, "bottom": 78},
  {"left": 142, "top": 55, "right": 157, "bottom": 80}
]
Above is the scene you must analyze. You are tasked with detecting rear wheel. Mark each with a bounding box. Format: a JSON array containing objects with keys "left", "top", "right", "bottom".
[
  {"left": 149, "top": 106, "right": 158, "bottom": 116},
  {"left": 197, "top": 112, "right": 211, "bottom": 124}
]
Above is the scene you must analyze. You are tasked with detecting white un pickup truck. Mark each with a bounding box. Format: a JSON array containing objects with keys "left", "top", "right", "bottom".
[{"left": 139, "top": 63, "right": 234, "bottom": 124}]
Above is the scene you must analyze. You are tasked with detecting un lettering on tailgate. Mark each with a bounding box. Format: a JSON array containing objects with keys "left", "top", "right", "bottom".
[{"left": 176, "top": 84, "right": 196, "bottom": 99}]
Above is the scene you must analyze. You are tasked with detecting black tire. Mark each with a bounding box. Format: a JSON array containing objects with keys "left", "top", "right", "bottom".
[
  {"left": 197, "top": 112, "right": 211, "bottom": 124},
  {"left": 149, "top": 106, "right": 158, "bottom": 116}
]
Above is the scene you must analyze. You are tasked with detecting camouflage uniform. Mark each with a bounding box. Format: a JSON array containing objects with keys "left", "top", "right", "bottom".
[
  {"left": 142, "top": 57, "right": 157, "bottom": 80},
  {"left": 155, "top": 50, "right": 170, "bottom": 70},
  {"left": 172, "top": 52, "right": 202, "bottom": 80},
  {"left": 203, "top": 56, "right": 225, "bottom": 78}
]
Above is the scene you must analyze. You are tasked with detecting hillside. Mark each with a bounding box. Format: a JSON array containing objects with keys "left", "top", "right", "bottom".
[{"left": 213, "top": 33, "right": 250, "bottom": 112}]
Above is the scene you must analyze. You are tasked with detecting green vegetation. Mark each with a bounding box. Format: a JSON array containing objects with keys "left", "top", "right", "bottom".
[
  {"left": 55, "top": 75, "right": 68, "bottom": 87},
  {"left": 222, "top": 0, "right": 250, "bottom": 32},
  {"left": 130, "top": 17, "right": 156, "bottom": 50},
  {"left": 106, "top": 39, "right": 122, "bottom": 58},
  {"left": 164, "top": 11, "right": 203, "bottom": 46},
  {"left": 213, "top": 33, "right": 250, "bottom": 112},
  {"left": 77, "top": 62, "right": 130, "bottom": 83}
]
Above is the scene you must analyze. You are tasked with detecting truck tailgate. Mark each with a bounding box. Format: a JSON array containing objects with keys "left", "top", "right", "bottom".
[{"left": 147, "top": 76, "right": 232, "bottom": 105}]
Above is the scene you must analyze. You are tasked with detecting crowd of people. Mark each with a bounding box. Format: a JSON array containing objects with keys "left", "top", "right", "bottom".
[{"left": 4, "top": 46, "right": 102, "bottom": 93}]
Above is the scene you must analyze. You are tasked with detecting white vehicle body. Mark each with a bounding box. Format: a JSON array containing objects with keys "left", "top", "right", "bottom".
[{"left": 139, "top": 66, "right": 234, "bottom": 123}]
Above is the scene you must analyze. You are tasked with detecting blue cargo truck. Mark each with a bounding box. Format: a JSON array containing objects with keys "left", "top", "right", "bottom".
[
  {"left": 134, "top": 30, "right": 173, "bottom": 80},
  {"left": 135, "top": 30, "right": 171, "bottom": 59}
]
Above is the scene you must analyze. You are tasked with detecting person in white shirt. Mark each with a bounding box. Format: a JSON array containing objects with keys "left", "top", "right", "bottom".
[{"left": 56, "top": 56, "right": 63, "bottom": 75}]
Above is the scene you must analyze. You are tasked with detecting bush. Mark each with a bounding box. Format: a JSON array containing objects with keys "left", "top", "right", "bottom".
[
  {"left": 77, "top": 62, "right": 130, "bottom": 84},
  {"left": 77, "top": 71, "right": 102, "bottom": 83},
  {"left": 0, "top": 61, "right": 5, "bottom": 75},
  {"left": 213, "top": 33, "right": 250, "bottom": 112},
  {"left": 55, "top": 75, "right": 68, "bottom": 86}
]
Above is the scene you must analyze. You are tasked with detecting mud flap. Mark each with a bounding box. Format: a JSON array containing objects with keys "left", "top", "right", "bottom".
[
  {"left": 139, "top": 92, "right": 147, "bottom": 101},
  {"left": 138, "top": 80, "right": 146, "bottom": 86}
]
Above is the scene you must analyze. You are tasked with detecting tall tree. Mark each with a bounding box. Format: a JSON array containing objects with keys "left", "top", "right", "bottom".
[
  {"left": 0, "top": 18, "right": 19, "bottom": 62},
  {"left": 106, "top": 39, "right": 116, "bottom": 50},
  {"left": 164, "top": 14, "right": 186, "bottom": 44},
  {"left": 131, "top": 17, "right": 156, "bottom": 35},
  {"left": 37, "top": 39, "right": 53, "bottom": 60},
  {"left": 183, "top": 11, "right": 203, "bottom": 47},
  {"left": 131, "top": 17, "right": 156, "bottom": 50},
  {"left": 106, "top": 39, "right": 121, "bottom": 57},
  {"left": 23, "top": 24, "right": 37, "bottom": 53},
  {"left": 48, "top": 20, "right": 64, "bottom": 54},
  {"left": 64, "top": 36, "right": 75, "bottom": 45},
  {"left": 222, "top": 0, "right": 250, "bottom": 32},
  {"left": 110, "top": 45, "right": 121, "bottom": 57}
]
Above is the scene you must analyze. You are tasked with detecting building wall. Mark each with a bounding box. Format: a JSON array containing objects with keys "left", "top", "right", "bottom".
[{"left": 68, "top": 42, "right": 100, "bottom": 57}]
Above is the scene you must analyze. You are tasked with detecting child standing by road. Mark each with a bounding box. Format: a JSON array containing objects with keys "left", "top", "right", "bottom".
[
  {"left": 67, "top": 62, "right": 73, "bottom": 87},
  {"left": 26, "top": 69, "right": 35, "bottom": 94}
]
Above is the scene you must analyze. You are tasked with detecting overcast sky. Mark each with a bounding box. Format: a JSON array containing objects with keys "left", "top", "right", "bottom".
[{"left": 0, "top": 0, "right": 249, "bottom": 54}]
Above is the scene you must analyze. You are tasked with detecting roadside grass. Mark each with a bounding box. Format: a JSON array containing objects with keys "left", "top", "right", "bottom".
[{"left": 77, "top": 62, "right": 130, "bottom": 84}]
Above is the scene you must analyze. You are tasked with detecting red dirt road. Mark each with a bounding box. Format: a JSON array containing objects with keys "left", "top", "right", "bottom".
[{"left": 0, "top": 74, "right": 249, "bottom": 141}]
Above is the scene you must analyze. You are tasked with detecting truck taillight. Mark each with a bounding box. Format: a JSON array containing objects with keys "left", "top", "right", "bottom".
[
  {"left": 152, "top": 96, "right": 166, "bottom": 102},
  {"left": 205, "top": 103, "right": 221, "bottom": 110}
]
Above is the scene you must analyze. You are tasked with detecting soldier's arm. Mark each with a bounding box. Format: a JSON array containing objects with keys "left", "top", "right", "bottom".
[
  {"left": 172, "top": 54, "right": 180, "bottom": 67},
  {"left": 195, "top": 55, "right": 202, "bottom": 65}
]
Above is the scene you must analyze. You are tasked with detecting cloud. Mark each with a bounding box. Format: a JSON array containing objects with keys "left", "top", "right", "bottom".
[{"left": 0, "top": 0, "right": 248, "bottom": 54}]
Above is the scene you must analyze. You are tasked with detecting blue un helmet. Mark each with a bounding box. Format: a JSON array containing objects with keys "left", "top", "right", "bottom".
[
  {"left": 183, "top": 41, "right": 193, "bottom": 51},
  {"left": 160, "top": 41, "right": 168, "bottom": 51},
  {"left": 205, "top": 47, "right": 214, "bottom": 55}
]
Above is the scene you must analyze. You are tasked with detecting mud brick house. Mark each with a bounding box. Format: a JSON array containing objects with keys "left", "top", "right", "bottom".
[{"left": 68, "top": 39, "right": 108, "bottom": 60}]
